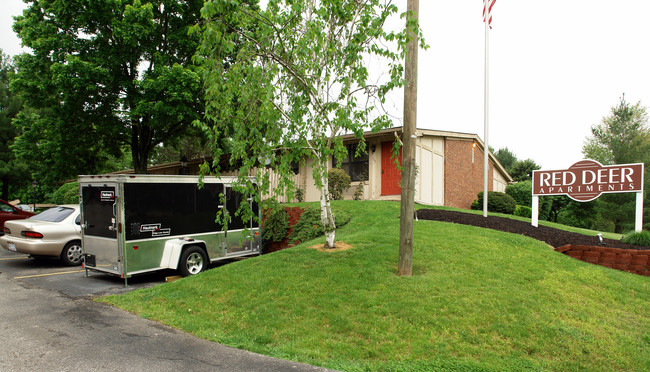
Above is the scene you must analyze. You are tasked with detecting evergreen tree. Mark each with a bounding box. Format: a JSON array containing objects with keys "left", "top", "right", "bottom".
[{"left": 583, "top": 95, "right": 650, "bottom": 233}]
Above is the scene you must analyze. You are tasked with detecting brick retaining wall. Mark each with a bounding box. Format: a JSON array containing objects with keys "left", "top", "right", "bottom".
[{"left": 555, "top": 245, "right": 650, "bottom": 276}]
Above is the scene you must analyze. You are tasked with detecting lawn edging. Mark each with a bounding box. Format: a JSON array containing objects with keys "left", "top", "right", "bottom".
[{"left": 556, "top": 244, "right": 650, "bottom": 276}]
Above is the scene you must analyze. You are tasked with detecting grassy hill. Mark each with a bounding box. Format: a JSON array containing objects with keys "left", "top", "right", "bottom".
[{"left": 100, "top": 201, "right": 650, "bottom": 371}]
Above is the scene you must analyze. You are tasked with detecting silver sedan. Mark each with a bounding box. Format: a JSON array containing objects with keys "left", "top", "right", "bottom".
[{"left": 0, "top": 205, "right": 83, "bottom": 266}]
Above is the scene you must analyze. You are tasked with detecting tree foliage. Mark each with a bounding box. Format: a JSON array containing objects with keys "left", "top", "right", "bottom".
[
  {"left": 556, "top": 200, "right": 597, "bottom": 230},
  {"left": 11, "top": 0, "right": 205, "bottom": 176},
  {"left": 494, "top": 146, "right": 540, "bottom": 182},
  {"left": 0, "top": 50, "right": 29, "bottom": 201},
  {"left": 583, "top": 95, "right": 650, "bottom": 165},
  {"left": 51, "top": 182, "right": 80, "bottom": 205},
  {"left": 494, "top": 147, "right": 517, "bottom": 172},
  {"left": 509, "top": 158, "right": 540, "bottom": 182},
  {"left": 582, "top": 95, "right": 650, "bottom": 233},
  {"left": 196, "top": 0, "right": 423, "bottom": 248},
  {"left": 505, "top": 180, "right": 532, "bottom": 207}
]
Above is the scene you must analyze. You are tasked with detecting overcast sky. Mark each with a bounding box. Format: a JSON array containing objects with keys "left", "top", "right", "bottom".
[{"left": 2, "top": 0, "right": 650, "bottom": 170}]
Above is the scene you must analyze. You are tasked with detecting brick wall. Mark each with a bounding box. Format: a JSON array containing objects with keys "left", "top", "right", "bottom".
[
  {"left": 555, "top": 245, "right": 650, "bottom": 276},
  {"left": 445, "top": 139, "right": 494, "bottom": 209},
  {"left": 262, "top": 207, "right": 305, "bottom": 253}
]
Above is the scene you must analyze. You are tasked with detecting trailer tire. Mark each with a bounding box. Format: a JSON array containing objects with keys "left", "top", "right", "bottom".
[
  {"left": 60, "top": 241, "right": 83, "bottom": 266},
  {"left": 178, "top": 246, "right": 207, "bottom": 277}
]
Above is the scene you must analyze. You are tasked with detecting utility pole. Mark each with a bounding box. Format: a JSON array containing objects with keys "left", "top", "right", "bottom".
[{"left": 398, "top": 0, "right": 419, "bottom": 277}]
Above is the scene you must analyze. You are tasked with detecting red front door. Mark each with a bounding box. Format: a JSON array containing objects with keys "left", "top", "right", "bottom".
[{"left": 381, "top": 141, "right": 402, "bottom": 195}]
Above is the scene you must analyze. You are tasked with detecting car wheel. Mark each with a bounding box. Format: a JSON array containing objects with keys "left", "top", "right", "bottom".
[
  {"left": 178, "top": 246, "right": 207, "bottom": 277},
  {"left": 60, "top": 241, "right": 83, "bottom": 266}
]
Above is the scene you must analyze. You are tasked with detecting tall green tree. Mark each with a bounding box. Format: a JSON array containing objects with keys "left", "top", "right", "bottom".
[
  {"left": 196, "top": 0, "right": 423, "bottom": 248},
  {"left": 584, "top": 95, "right": 649, "bottom": 165},
  {"left": 0, "top": 50, "right": 29, "bottom": 201},
  {"left": 11, "top": 0, "right": 204, "bottom": 176},
  {"left": 494, "top": 147, "right": 517, "bottom": 173},
  {"left": 583, "top": 95, "right": 650, "bottom": 233},
  {"left": 509, "top": 158, "right": 540, "bottom": 182}
]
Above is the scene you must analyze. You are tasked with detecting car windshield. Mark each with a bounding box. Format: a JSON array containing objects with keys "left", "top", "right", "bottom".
[{"left": 30, "top": 207, "right": 75, "bottom": 222}]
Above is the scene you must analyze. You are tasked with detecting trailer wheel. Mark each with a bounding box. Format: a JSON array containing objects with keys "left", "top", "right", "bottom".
[
  {"left": 60, "top": 241, "right": 83, "bottom": 266},
  {"left": 178, "top": 246, "right": 207, "bottom": 277}
]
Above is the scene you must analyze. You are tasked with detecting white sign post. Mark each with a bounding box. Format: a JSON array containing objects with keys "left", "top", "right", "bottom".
[
  {"left": 531, "top": 195, "right": 539, "bottom": 228},
  {"left": 636, "top": 192, "right": 644, "bottom": 233}
]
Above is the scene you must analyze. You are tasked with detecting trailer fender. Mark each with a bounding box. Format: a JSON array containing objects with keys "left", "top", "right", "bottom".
[{"left": 161, "top": 238, "right": 208, "bottom": 270}]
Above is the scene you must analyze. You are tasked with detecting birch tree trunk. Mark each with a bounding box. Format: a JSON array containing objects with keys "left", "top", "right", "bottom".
[{"left": 318, "top": 160, "right": 337, "bottom": 248}]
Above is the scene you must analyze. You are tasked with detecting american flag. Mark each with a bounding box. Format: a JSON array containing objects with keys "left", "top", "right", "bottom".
[{"left": 483, "top": 0, "right": 496, "bottom": 28}]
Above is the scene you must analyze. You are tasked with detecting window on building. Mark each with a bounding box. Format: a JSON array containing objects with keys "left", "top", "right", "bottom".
[
  {"left": 291, "top": 161, "right": 300, "bottom": 175},
  {"left": 341, "top": 143, "right": 369, "bottom": 182}
]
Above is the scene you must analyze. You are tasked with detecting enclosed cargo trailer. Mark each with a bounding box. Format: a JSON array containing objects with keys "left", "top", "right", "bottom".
[{"left": 79, "top": 175, "right": 260, "bottom": 282}]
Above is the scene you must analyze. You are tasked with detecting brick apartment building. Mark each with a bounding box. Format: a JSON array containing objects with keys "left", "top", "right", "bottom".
[
  {"left": 121, "top": 127, "right": 512, "bottom": 210},
  {"left": 296, "top": 127, "right": 512, "bottom": 209}
]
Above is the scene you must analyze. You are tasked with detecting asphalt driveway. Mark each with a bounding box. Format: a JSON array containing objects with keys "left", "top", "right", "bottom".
[{"left": 0, "top": 251, "right": 334, "bottom": 371}]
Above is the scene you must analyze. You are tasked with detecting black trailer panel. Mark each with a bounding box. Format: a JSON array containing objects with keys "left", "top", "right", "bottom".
[
  {"left": 80, "top": 175, "right": 261, "bottom": 279},
  {"left": 123, "top": 182, "right": 226, "bottom": 241}
]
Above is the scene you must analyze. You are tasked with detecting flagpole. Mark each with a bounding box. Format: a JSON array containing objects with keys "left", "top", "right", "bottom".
[{"left": 483, "top": 0, "right": 490, "bottom": 218}]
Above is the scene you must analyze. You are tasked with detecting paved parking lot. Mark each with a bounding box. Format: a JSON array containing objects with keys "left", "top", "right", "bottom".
[
  {"left": 0, "top": 249, "right": 332, "bottom": 372},
  {"left": 0, "top": 248, "right": 169, "bottom": 297}
]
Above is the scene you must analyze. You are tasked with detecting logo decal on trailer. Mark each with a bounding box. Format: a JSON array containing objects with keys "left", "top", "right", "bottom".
[
  {"left": 140, "top": 223, "right": 162, "bottom": 233},
  {"left": 100, "top": 191, "right": 115, "bottom": 202},
  {"left": 151, "top": 228, "right": 171, "bottom": 237}
]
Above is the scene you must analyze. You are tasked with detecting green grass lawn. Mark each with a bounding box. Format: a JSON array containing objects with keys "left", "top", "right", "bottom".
[{"left": 100, "top": 200, "right": 649, "bottom": 371}]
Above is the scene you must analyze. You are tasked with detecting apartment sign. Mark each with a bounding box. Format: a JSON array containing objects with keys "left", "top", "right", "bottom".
[
  {"left": 531, "top": 159, "right": 645, "bottom": 232},
  {"left": 532, "top": 160, "right": 644, "bottom": 202}
]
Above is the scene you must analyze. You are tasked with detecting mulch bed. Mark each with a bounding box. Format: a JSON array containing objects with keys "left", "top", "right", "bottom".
[{"left": 416, "top": 209, "right": 644, "bottom": 250}]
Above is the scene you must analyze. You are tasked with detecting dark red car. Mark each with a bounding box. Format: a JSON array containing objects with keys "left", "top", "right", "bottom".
[{"left": 0, "top": 200, "right": 35, "bottom": 236}]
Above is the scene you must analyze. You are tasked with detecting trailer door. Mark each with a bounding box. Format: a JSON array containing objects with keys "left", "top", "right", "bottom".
[
  {"left": 224, "top": 186, "right": 258, "bottom": 254},
  {"left": 81, "top": 184, "right": 122, "bottom": 274}
]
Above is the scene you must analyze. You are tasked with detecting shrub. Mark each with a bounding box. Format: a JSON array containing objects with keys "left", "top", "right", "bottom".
[
  {"left": 353, "top": 182, "right": 365, "bottom": 200},
  {"left": 51, "top": 182, "right": 79, "bottom": 204},
  {"left": 328, "top": 168, "right": 351, "bottom": 200},
  {"left": 621, "top": 230, "right": 650, "bottom": 247},
  {"left": 504, "top": 180, "right": 553, "bottom": 220},
  {"left": 353, "top": 171, "right": 368, "bottom": 201},
  {"left": 294, "top": 188, "right": 304, "bottom": 203},
  {"left": 471, "top": 191, "right": 517, "bottom": 215},
  {"left": 289, "top": 206, "right": 351, "bottom": 244},
  {"left": 505, "top": 180, "right": 532, "bottom": 207},
  {"left": 262, "top": 208, "right": 289, "bottom": 243},
  {"left": 514, "top": 205, "right": 532, "bottom": 218}
]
